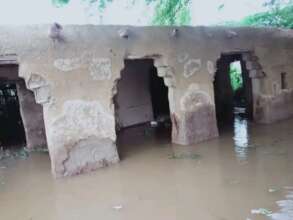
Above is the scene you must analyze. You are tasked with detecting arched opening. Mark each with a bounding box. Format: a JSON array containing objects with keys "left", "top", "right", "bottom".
[
  {"left": 213, "top": 53, "right": 253, "bottom": 133},
  {"left": 114, "top": 59, "right": 171, "bottom": 158},
  {"left": 0, "top": 63, "right": 47, "bottom": 152}
]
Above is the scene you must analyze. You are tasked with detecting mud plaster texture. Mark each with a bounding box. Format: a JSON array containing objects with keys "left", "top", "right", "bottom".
[
  {"left": 0, "top": 25, "right": 293, "bottom": 177},
  {"left": 16, "top": 80, "right": 47, "bottom": 149}
]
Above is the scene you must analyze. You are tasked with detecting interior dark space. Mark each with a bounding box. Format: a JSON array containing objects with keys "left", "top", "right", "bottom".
[
  {"left": 114, "top": 59, "right": 171, "bottom": 158},
  {"left": 214, "top": 53, "right": 253, "bottom": 132},
  {"left": 0, "top": 81, "right": 26, "bottom": 148}
]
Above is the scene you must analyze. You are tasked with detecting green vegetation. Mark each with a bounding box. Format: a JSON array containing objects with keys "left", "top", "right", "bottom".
[
  {"left": 222, "top": 0, "right": 293, "bottom": 28},
  {"left": 241, "top": 3, "right": 293, "bottom": 28},
  {"left": 52, "top": 0, "right": 70, "bottom": 7},
  {"left": 229, "top": 62, "right": 243, "bottom": 92},
  {"left": 51, "top": 0, "right": 293, "bottom": 28},
  {"left": 217, "top": 0, "right": 293, "bottom": 29},
  {"left": 151, "top": 0, "right": 191, "bottom": 25},
  {"left": 51, "top": 0, "right": 191, "bottom": 25}
]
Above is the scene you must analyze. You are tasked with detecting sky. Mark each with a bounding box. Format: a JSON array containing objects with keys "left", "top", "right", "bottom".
[{"left": 0, "top": 0, "right": 267, "bottom": 25}]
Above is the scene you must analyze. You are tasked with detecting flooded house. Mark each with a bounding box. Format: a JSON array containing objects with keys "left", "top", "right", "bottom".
[{"left": 0, "top": 25, "right": 293, "bottom": 178}]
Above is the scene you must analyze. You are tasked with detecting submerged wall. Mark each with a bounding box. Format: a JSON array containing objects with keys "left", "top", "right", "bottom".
[{"left": 0, "top": 25, "right": 293, "bottom": 177}]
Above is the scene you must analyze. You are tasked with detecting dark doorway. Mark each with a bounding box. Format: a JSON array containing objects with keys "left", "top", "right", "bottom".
[
  {"left": 0, "top": 81, "right": 26, "bottom": 147},
  {"left": 114, "top": 59, "right": 171, "bottom": 158},
  {"left": 149, "top": 65, "right": 170, "bottom": 123},
  {"left": 0, "top": 64, "right": 47, "bottom": 150},
  {"left": 213, "top": 53, "right": 253, "bottom": 132}
]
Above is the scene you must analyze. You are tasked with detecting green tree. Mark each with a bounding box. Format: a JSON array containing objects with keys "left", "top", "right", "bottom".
[
  {"left": 52, "top": 0, "right": 70, "bottom": 7},
  {"left": 51, "top": 0, "right": 191, "bottom": 25},
  {"left": 151, "top": 0, "right": 191, "bottom": 25},
  {"left": 229, "top": 63, "right": 243, "bottom": 92},
  {"left": 241, "top": 0, "right": 293, "bottom": 28}
]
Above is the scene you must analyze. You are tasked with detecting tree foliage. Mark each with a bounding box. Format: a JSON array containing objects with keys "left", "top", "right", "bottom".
[
  {"left": 51, "top": 0, "right": 191, "bottom": 25},
  {"left": 241, "top": 0, "right": 293, "bottom": 28},
  {"left": 151, "top": 0, "right": 191, "bottom": 25},
  {"left": 242, "top": 5, "right": 293, "bottom": 28},
  {"left": 52, "top": 0, "right": 70, "bottom": 7},
  {"left": 229, "top": 63, "right": 243, "bottom": 92}
]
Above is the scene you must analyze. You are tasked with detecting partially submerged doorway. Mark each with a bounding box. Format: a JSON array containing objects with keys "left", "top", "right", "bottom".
[
  {"left": 213, "top": 53, "right": 253, "bottom": 132},
  {"left": 114, "top": 59, "right": 171, "bottom": 158},
  {"left": 0, "top": 81, "right": 26, "bottom": 147},
  {"left": 0, "top": 64, "right": 47, "bottom": 150}
]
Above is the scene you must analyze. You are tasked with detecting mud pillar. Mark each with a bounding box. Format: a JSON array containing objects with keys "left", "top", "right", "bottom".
[
  {"left": 16, "top": 80, "right": 47, "bottom": 149},
  {"left": 213, "top": 57, "right": 234, "bottom": 123},
  {"left": 172, "top": 86, "right": 219, "bottom": 145},
  {"left": 45, "top": 100, "right": 120, "bottom": 178}
]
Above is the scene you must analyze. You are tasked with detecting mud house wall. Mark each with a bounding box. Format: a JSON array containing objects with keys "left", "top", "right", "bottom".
[
  {"left": 0, "top": 64, "right": 18, "bottom": 80},
  {"left": 0, "top": 26, "right": 293, "bottom": 177},
  {"left": 16, "top": 80, "right": 47, "bottom": 149}
]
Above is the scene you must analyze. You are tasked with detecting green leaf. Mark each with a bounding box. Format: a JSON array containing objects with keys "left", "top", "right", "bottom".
[
  {"left": 218, "top": 3, "right": 225, "bottom": 11},
  {"left": 52, "top": 0, "right": 70, "bottom": 8}
]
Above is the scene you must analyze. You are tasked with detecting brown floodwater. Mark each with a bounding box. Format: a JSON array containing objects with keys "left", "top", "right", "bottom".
[{"left": 1, "top": 117, "right": 293, "bottom": 220}]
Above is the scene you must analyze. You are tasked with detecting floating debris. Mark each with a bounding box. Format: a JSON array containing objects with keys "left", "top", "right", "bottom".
[
  {"left": 251, "top": 208, "right": 273, "bottom": 216},
  {"left": 169, "top": 153, "right": 201, "bottom": 160},
  {"left": 112, "top": 205, "right": 123, "bottom": 211},
  {"left": 27, "top": 146, "right": 49, "bottom": 153},
  {"left": 269, "top": 188, "right": 280, "bottom": 193},
  {"left": 270, "top": 191, "right": 293, "bottom": 220},
  {"left": 0, "top": 147, "right": 30, "bottom": 161},
  {"left": 150, "top": 121, "right": 158, "bottom": 127}
]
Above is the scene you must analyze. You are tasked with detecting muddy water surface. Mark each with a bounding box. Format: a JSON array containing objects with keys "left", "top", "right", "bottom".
[{"left": 1, "top": 118, "right": 293, "bottom": 220}]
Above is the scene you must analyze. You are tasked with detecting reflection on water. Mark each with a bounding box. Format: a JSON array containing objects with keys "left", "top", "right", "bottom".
[
  {"left": 271, "top": 190, "right": 293, "bottom": 220},
  {"left": 233, "top": 116, "right": 249, "bottom": 148},
  {"left": 233, "top": 116, "right": 251, "bottom": 161},
  {"left": 1, "top": 117, "right": 293, "bottom": 220}
]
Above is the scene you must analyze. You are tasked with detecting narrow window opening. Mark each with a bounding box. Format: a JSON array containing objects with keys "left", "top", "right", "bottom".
[{"left": 281, "top": 72, "right": 287, "bottom": 90}]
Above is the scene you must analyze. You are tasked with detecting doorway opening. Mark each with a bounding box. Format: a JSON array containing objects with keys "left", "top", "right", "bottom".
[
  {"left": 281, "top": 72, "right": 287, "bottom": 90},
  {"left": 114, "top": 59, "right": 171, "bottom": 158},
  {"left": 0, "top": 81, "right": 26, "bottom": 148},
  {"left": 0, "top": 64, "right": 47, "bottom": 152},
  {"left": 213, "top": 53, "right": 253, "bottom": 133}
]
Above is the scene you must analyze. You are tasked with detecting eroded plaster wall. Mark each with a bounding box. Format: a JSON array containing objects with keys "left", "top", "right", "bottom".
[
  {"left": 16, "top": 80, "right": 47, "bottom": 149},
  {"left": 1, "top": 25, "right": 293, "bottom": 177}
]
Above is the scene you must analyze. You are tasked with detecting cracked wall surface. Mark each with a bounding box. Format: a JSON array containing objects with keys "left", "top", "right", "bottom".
[
  {"left": 1, "top": 25, "right": 293, "bottom": 177},
  {"left": 255, "top": 89, "right": 293, "bottom": 123},
  {"left": 48, "top": 100, "right": 118, "bottom": 177}
]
